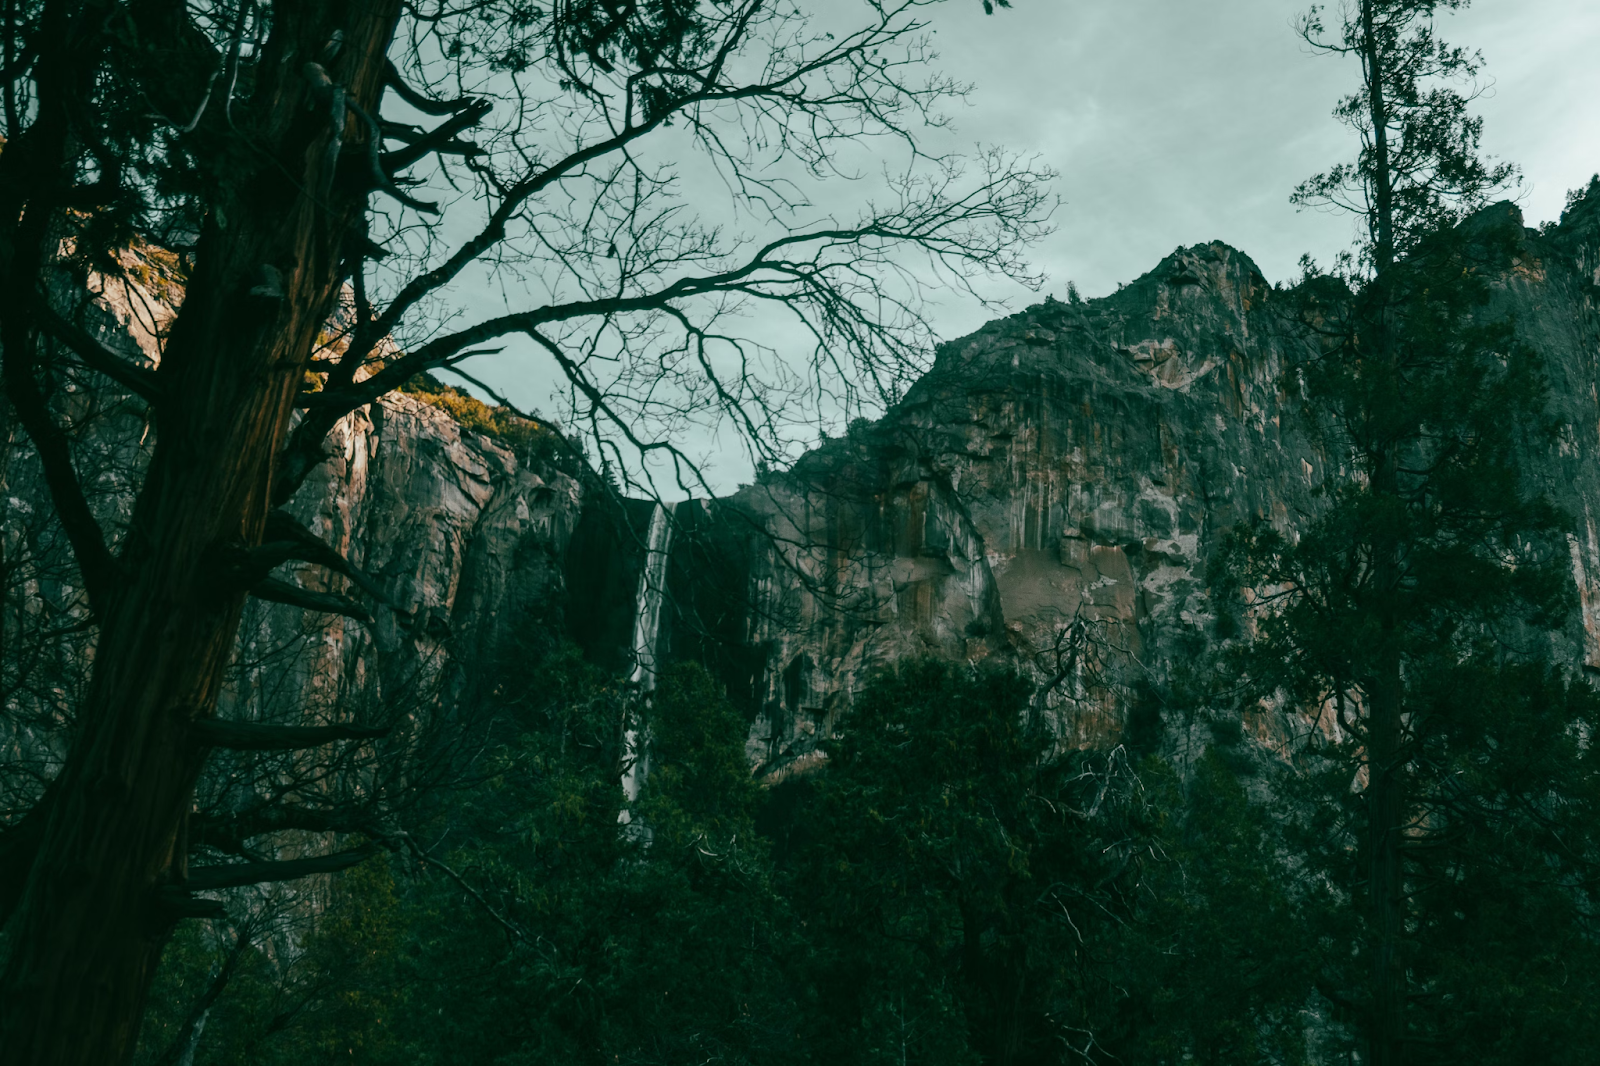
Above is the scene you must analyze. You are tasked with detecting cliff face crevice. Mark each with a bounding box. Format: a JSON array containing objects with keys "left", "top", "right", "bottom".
[
  {"left": 2, "top": 382, "right": 583, "bottom": 758},
  {"left": 229, "top": 392, "right": 584, "bottom": 722}
]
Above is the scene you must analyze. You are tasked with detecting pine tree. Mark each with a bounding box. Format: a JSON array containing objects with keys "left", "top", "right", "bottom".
[
  {"left": 775, "top": 661, "right": 1165, "bottom": 1065},
  {"left": 1214, "top": 4, "right": 1600, "bottom": 1062}
]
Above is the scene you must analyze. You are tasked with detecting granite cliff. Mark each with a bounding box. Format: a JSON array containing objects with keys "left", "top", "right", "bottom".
[
  {"left": 677, "top": 193, "right": 1600, "bottom": 777},
  {"left": 5, "top": 192, "right": 1598, "bottom": 778}
]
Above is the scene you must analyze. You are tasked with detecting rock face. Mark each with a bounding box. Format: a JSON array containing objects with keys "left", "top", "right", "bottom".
[
  {"left": 225, "top": 391, "right": 584, "bottom": 723},
  {"left": 2, "top": 381, "right": 582, "bottom": 747},
  {"left": 692, "top": 196, "right": 1600, "bottom": 777},
  {"left": 6, "top": 193, "right": 1598, "bottom": 776},
  {"left": 723, "top": 240, "right": 1318, "bottom": 773}
]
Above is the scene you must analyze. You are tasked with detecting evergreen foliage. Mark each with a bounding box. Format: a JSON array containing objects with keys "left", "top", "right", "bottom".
[
  {"left": 780, "top": 662, "right": 1127, "bottom": 1065},
  {"left": 136, "top": 649, "right": 803, "bottom": 1066},
  {"left": 1207, "top": 3, "right": 1600, "bottom": 1062},
  {"left": 1293, "top": 0, "right": 1518, "bottom": 272},
  {"left": 390, "top": 651, "right": 801, "bottom": 1066}
]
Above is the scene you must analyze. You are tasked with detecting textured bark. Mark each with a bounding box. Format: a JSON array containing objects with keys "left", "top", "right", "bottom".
[{"left": 0, "top": 2, "right": 403, "bottom": 1062}]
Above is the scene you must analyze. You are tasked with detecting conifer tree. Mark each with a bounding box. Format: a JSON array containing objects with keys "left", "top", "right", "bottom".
[{"left": 1215, "top": 4, "right": 1600, "bottom": 1063}]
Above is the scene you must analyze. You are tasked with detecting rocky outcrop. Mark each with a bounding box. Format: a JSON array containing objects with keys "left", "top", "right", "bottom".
[
  {"left": 724, "top": 241, "right": 1324, "bottom": 774},
  {"left": 2, "top": 378, "right": 582, "bottom": 746},
  {"left": 221, "top": 391, "right": 583, "bottom": 723}
]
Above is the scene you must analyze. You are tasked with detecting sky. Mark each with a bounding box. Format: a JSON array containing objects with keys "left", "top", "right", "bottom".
[
  {"left": 911, "top": 0, "right": 1600, "bottom": 337},
  {"left": 460, "top": 0, "right": 1600, "bottom": 494}
]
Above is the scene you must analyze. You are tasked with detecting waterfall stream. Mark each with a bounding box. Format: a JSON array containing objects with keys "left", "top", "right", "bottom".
[{"left": 620, "top": 503, "right": 673, "bottom": 812}]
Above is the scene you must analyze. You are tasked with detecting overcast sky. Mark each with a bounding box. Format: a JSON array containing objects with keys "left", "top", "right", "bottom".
[
  {"left": 461, "top": 0, "right": 1600, "bottom": 493},
  {"left": 914, "top": 0, "right": 1600, "bottom": 337}
]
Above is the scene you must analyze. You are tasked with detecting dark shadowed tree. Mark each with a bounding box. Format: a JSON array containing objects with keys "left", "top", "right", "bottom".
[
  {"left": 1213, "top": 3, "right": 1600, "bottom": 1063},
  {"left": 775, "top": 660, "right": 1160, "bottom": 1066},
  {"left": 0, "top": 0, "right": 1048, "bottom": 1060}
]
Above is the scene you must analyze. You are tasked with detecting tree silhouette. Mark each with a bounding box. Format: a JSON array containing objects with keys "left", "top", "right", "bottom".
[{"left": 1216, "top": 4, "right": 1600, "bottom": 1062}]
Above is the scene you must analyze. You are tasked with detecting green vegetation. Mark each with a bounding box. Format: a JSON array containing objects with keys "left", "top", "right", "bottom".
[
  {"left": 46, "top": 2, "right": 1600, "bottom": 1062},
  {"left": 132, "top": 506, "right": 1600, "bottom": 1066},
  {"left": 778, "top": 662, "right": 1313, "bottom": 1065},
  {"left": 137, "top": 649, "right": 803, "bottom": 1066},
  {"left": 135, "top": 655, "right": 1327, "bottom": 1066},
  {"left": 399, "top": 372, "right": 576, "bottom": 472},
  {"left": 1206, "top": 3, "right": 1600, "bottom": 1062}
]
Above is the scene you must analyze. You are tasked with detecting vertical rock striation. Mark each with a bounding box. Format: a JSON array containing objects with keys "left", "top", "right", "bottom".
[
  {"left": 728, "top": 240, "right": 1325, "bottom": 774},
  {"left": 719, "top": 194, "right": 1600, "bottom": 774}
]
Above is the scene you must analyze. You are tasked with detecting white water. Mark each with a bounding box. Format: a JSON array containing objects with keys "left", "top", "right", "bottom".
[{"left": 621, "top": 504, "right": 673, "bottom": 809}]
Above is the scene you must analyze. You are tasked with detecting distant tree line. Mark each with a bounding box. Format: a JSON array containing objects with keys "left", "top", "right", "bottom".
[
  {"left": 127, "top": 617, "right": 1600, "bottom": 1066},
  {"left": 127, "top": 652, "right": 1301, "bottom": 1066}
]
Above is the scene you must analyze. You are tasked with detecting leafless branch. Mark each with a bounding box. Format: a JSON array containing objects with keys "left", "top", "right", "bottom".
[
  {"left": 184, "top": 844, "right": 381, "bottom": 891},
  {"left": 247, "top": 577, "right": 373, "bottom": 623},
  {"left": 33, "top": 305, "right": 162, "bottom": 403},
  {"left": 191, "top": 719, "right": 391, "bottom": 752}
]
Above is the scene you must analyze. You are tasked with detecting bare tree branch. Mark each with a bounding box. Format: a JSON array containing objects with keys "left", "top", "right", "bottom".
[
  {"left": 247, "top": 577, "right": 373, "bottom": 623},
  {"left": 0, "top": 329, "right": 121, "bottom": 617},
  {"left": 33, "top": 304, "right": 162, "bottom": 402},
  {"left": 191, "top": 720, "right": 391, "bottom": 752},
  {"left": 255, "top": 509, "right": 390, "bottom": 604},
  {"left": 184, "top": 845, "right": 381, "bottom": 891},
  {"left": 380, "top": 97, "right": 490, "bottom": 174},
  {"left": 150, "top": 923, "right": 253, "bottom": 1066},
  {"left": 403, "top": 835, "right": 526, "bottom": 943},
  {"left": 191, "top": 806, "right": 392, "bottom": 855},
  {"left": 383, "top": 58, "right": 478, "bottom": 115}
]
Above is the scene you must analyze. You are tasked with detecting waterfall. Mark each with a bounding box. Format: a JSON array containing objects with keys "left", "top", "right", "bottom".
[{"left": 621, "top": 503, "right": 673, "bottom": 809}]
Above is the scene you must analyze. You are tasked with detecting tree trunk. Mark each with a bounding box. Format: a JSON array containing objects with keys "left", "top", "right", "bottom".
[
  {"left": 1366, "top": 643, "right": 1407, "bottom": 1066},
  {"left": 1359, "top": 0, "right": 1396, "bottom": 271},
  {"left": 1364, "top": 440, "right": 1408, "bottom": 1066},
  {"left": 1354, "top": 6, "right": 1404, "bottom": 1051},
  {"left": 1361, "top": 2, "right": 1403, "bottom": 1045},
  {"left": 0, "top": 3, "right": 401, "bottom": 1062}
]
